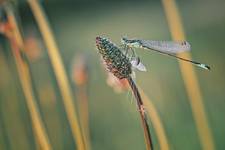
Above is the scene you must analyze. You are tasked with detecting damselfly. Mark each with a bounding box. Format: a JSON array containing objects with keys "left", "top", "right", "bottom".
[
  {"left": 121, "top": 37, "right": 210, "bottom": 71},
  {"left": 96, "top": 36, "right": 210, "bottom": 79}
]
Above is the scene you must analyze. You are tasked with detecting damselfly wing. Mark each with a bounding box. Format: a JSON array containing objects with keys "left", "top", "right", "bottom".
[
  {"left": 121, "top": 37, "right": 191, "bottom": 53},
  {"left": 130, "top": 57, "right": 147, "bottom": 72}
]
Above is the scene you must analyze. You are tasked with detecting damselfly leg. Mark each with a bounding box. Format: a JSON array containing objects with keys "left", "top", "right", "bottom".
[{"left": 121, "top": 43, "right": 147, "bottom": 72}]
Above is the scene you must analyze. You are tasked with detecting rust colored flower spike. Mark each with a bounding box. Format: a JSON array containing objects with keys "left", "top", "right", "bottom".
[
  {"left": 96, "top": 36, "right": 132, "bottom": 79},
  {"left": 72, "top": 54, "right": 89, "bottom": 86},
  {"left": 106, "top": 72, "right": 129, "bottom": 93}
]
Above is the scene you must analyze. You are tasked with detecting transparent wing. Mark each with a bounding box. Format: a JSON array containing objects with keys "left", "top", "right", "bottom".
[
  {"left": 135, "top": 62, "right": 147, "bottom": 71},
  {"left": 140, "top": 40, "right": 191, "bottom": 54},
  {"left": 130, "top": 58, "right": 147, "bottom": 72}
]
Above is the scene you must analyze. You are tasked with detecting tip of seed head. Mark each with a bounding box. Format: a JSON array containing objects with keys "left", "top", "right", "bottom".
[
  {"left": 96, "top": 36, "right": 101, "bottom": 43},
  {"left": 96, "top": 36, "right": 101, "bottom": 41},
  {"left": 96, "top": 36, "right": 107, "bottom": 44}
]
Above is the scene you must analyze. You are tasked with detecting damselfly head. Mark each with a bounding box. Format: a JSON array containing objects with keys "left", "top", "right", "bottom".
[{"left": 121, "top": 37, "right": 141, "bottom": 48}]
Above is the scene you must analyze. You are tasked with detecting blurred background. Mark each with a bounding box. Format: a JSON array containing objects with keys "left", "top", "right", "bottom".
[{"left": 0, "top": 0, "right": 225, "bottom": 150}]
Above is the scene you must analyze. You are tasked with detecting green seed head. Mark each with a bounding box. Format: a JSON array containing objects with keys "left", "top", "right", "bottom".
[{"left": 96, "top": 36, "right": 132, "bottom": 79}]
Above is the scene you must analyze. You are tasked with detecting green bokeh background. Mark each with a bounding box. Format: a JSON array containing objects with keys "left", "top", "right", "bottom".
[{"left": 0, "top": 0, "right": 225, "bottom": 149}]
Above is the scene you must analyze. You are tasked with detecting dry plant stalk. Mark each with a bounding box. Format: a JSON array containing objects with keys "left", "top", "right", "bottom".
[
  {"left": 76, "top": 86, "right": 91, "bottom": 150},
  {"left": 3, "top": 4, "right": 52, "bottom": 150},
  {"left": 161, "top": 0, "right": 215, "bottom": 150},
  {"left": 72, "top": 55, "right": 91, "bottom": 150},
  {"left": 96, "top": 36, "right": 153, "bottom": 150},
  {"left": 27, "top": 0, "right": 85, "bottom": 149},
  {"left": 105, "top": 72, "right": 169, "bottom": 150},
  {"left": 127, "top": 77, "right": 153, "bottom": 150},
  {"left": 138, "top": 87, "right": 170, "bottom": 150}
]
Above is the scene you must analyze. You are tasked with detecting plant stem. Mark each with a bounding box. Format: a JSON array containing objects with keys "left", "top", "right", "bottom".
[
  {"left": 76, "top": 85, "right": 91, "bottom": 150},
  {"left": 138, "top": 87, "right": 170, "bottom": 150},
  {"left": 127, "top": 76, "right": 153, "bottom": 150},
  {"left": 161, "top": 0, "right": 215, "bottom": 150},
  {"left": 5, "top": 5, "right": 52, "bottom": 150},
  {"left": 27, "top": 0, "right": 85, "bottom": 149}
]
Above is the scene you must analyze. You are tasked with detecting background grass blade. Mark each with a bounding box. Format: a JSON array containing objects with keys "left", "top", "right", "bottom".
[
  {"left": 76, "top": 84, "right": 91, "bottom": 150},
  {"left": 72, "top": 55, "right": 91, "bottom": 150},
  {"left": 161, "top": 0, "right": 215, "bottom": 149},
  {"left": 27, "top": 0, "right": 85, "bottom": 149},
  {"left": 138, "top": 87, "right": 170, "bottom": 150},
  {"left": 5, "top": 5, "right": 52, "bottom": 150}
]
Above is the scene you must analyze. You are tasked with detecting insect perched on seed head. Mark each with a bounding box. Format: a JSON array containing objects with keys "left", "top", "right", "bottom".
[{"left": 96, "top": 36, "right": 210, "bottom": 80}]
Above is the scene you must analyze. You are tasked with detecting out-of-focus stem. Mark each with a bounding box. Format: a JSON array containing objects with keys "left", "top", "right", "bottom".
[
  {"left": 161, "top": 0, "right": 215, "bottom": 150},
  {"left": 27, "top": 0, "right": 85, "bottom": 149},
  {"left": 10, "top": 40, "right": 52, "bottom": 150},
  {"left": 138, "top": 87, "right": 170, "bottom": 150},
  {"left": 76, "top": 85, "right": 91, "bottom": 150},
  {"left": 127, "top": 76, "right": 153, "bottom": 150},
  {"left": 5, "top": 5, "right": 52, "bottom": 150},
  {"left": 72, "top": 54, "right": 91, "bottom": 150},
  {"left": 0, "top": 53, "right": 12, "bottom": 150}
]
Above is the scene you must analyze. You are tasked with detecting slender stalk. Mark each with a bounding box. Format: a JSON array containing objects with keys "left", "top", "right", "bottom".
[
  {"left": 27, "top": 0, "right": 85, "bottom": 149},
  {"left": 0, "top": 53, "right": 12, "bottom": 150},
  {"left": 138, "top": 87, "right": 170, "bottom": 150},
  {"left": 72, "top": 55, "right": 91, "bottom": 150},
  {"left": 161, "top": 0, "right": 215, "bottom": 150},
  {"left": 76, "top": 85, "right": 91, "bottom": 150},
  {"left": 127, "top": 76, "right": 153, "bottom": 150},
  {"left": 4, "top": 5, "right": 52, "bottom": 150},
  {"left": 10, "top": 39, "right": 52, "bottom": 150}
]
